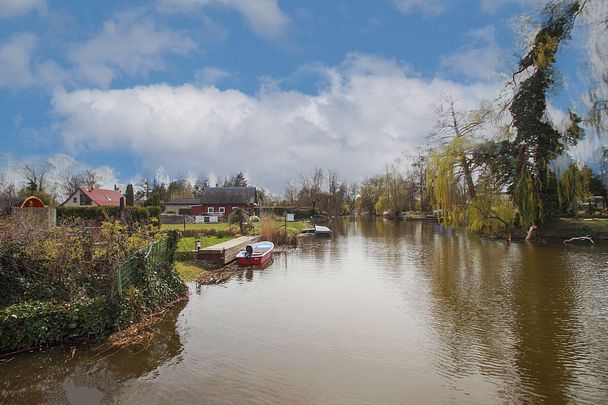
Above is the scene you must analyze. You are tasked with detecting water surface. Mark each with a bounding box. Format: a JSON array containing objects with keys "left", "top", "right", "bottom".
[{"left": 2, "top": 218, "right": 607, "bottom": 404}]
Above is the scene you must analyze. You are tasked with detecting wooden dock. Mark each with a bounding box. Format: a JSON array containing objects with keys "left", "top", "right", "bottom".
[{"left": 196, "top": 236, "right": 261, "bottom": 266}]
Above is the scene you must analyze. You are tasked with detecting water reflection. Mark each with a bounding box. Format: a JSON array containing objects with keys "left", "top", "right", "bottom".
[
  {"left": 0, "top": 299, "right": 187, "bottom": 404},
  {"left": 1, "top": 219, "right": 607, "bottom": 403}
]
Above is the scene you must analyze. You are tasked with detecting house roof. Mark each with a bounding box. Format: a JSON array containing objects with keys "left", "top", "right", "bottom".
[
  {"left": 198, "top": 187, "right": 258, "bottom": 205},
  {"left": 164, "top": 198, "right": 200, "bottom": 206},
  {"left": 74, "top": 188, "right": 124, "bottom": 207}
]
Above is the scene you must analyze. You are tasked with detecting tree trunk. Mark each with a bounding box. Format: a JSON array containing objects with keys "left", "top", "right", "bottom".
[
  {"left": 526, "top": 225, "right": 537, "bottom": 241},
  {"left": 450, "top": 103, "right": 476, "bottom": 199}
]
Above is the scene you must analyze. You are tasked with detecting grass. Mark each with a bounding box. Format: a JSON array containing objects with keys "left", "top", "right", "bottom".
[
  {"left": 161, "top": 223, "right": 233, "bottom": 231},
  {"left": 541, "top": 217, "right": 608, "bottom": 239},
  {"left": 177, "top": 235, "right": 235, "bottom": 252},
  {"left": 175, "top": 261, "right": 206, "bottom": 282},
  {"left": 162, "top": 220, "right": 310, "bottom": 235}
]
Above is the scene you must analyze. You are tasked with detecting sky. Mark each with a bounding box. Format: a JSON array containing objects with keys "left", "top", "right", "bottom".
[{"left": 0, "top": 0, "right": 606, "bottom": 195}]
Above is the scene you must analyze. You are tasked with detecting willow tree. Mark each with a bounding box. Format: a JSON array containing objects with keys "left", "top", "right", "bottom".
[
  {"left": 557, "top": 163, "right": 592, "bottom": 213},
  {"left": 427, "top": 138, "right": 469, "bottom": 226},
  {"left": 427, "top": 99, "right": 494, "bottom": 227},
  {"left": 509, "top": 0, "right": 585, "bottom": 227}
]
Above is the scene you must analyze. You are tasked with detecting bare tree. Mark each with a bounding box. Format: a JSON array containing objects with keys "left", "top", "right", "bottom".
[
  {"left": 284, "top": 179, "right": 297, "bottom": 206},
  {"left": 20, "top": 161, "right": 51, "bottom": 193},
  {"left": 59, "top": 169, "right": 100, "bottom": 197},
  {"left": 193, "top": 176, "right": 210, "bottom": 197},
  {"left": 0, "top": 172, "right": 15, "bottom": 197},
  {"left": 433, "top": 96, "right": 492, "bottom": 199}
]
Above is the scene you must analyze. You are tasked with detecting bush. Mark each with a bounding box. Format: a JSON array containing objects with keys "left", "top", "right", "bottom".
[
  {"left": 261, "top": 207, "right": 315, "bottom": 219},
  {"left": 0, "top": 221, "right": 187, "bottom": 352},
  {"left": 0, "top": 215, "right": 161, "bottom": 307},
  {"left": 56, "top": 206, "right": 161, "bottom": 224},
  {"left": 0, "top": 297, "right": 130, "bottom": 351},
  {"left": 179, "top": 228, "right": 238, "bottom": 238}
]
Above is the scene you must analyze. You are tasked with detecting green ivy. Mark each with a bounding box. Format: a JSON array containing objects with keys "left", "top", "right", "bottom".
[{"left": 0, "top": 298, "right": 130, "bottom": 351}]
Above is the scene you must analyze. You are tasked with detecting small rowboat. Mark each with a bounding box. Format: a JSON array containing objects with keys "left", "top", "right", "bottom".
[
  {"left": 236, "top": 241, "right": 274, "bottom": 266},
  {"left": 300, "top": 225, "right": 332, "bottom": 238}
]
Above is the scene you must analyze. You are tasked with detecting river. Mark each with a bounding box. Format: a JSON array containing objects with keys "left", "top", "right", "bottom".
[{"left": 1, "top": 218, "right": 607, "bottom": 404}]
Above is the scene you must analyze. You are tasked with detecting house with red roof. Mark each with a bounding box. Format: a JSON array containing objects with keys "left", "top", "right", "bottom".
[{"left": 61, "top": 187, "right": 124, "bottom": 207}]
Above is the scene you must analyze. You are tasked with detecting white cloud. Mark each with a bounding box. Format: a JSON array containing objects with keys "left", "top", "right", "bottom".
[
  {"left": 158, "top": 0, "right": 289, "bottom": 39},
  {"left": 0, "top": 0, "right": 46, "bottom": 19},
  {"left": 93, "top": 165, "right": 122, "bottom": 190},
  {"left": 0, "top": 33, "right": 38, "bottom": 89},
  {"left": 0, "top": 33, "right": 69, "bottom": 90},
  {"left": 51, "top": 54, "right": 499, "bottom": 192},
  {"left": 68, "top": 11, "right": 196, "bottom": 87},
  {"left": 440, "top": 26, "right": 507, "bottom": 81},
  {"left": 393, "top": 0, "right": 447, "bottom": 16},
  {"left": 195, "top": 67, "right": 232, "bottom": 85}
]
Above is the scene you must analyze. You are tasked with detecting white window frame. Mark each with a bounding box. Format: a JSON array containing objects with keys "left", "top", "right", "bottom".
[
  {"left": 207, "top": 207, "right": 214, "bottom": 214},
  {"left": 219, "top": 207, "right": 225, "bottom": 214}
]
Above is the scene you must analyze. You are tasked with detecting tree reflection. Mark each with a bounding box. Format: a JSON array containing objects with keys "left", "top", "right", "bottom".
[
  {"left": 423, "top": 231, "right": 581, "bottom": 403},
  {"left": 0, "top": 299, "right": 187, "bottom": 404}
]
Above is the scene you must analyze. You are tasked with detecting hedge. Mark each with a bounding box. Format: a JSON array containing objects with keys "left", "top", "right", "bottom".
[
  {"left": 57, "top": 206, "right": 161, "bottom": 222},
  {"left": 0, "top": 298, "right": 130, "bottom": 351},
  {"left": 261, "top": 207, "right": 316, "bottom": 219}
]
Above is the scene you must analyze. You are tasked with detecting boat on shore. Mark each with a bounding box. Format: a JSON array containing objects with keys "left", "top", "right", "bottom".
[{"left": 235, "top": 241, "right": 274, "bottom": 266}]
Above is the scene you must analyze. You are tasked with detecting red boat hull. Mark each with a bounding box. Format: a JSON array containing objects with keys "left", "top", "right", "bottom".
[{"left": 236, "top": 250, "right": 273, "bottom": 266}]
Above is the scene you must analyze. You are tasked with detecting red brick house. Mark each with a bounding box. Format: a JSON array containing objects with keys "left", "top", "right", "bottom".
[
  {"left": 190, "top": 187, "right": 258, "bottom": 217},
  {"left": 61, "top": 187, "right": 124, "bottom": 207}
]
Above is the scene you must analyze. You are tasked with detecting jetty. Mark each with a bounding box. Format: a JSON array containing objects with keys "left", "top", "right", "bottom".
[{"left": 197, "top": 235, "right": 261, "bottom": 266}]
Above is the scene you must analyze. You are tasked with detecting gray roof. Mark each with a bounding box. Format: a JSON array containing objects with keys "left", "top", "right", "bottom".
[
  {"left": 199, "top": 187, "right": 258, "bottom": 205},
  {"left": 0, "top": 197, "right": 26, "bottom": 207},
  {"left": 164, "top": 198, "right": 200, "bottom": 206}
]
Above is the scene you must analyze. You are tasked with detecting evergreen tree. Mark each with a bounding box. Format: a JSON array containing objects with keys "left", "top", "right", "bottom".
[
  {"left": 508, "top": 0, "right": 584, "bottom": 227},
  {"left": 125, "top": 184, "right": 134, "bottom": 206},
  {"left": 223, "top": 171, "right": 248, "bottom": 187}
]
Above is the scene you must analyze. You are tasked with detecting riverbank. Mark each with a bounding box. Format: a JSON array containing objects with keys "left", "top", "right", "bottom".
[
  {"left": 0, "top": 220, "right": 187, "bottom": 353},
  {"left": 539, "top": 218, "right": 608, "bottom": 240}
]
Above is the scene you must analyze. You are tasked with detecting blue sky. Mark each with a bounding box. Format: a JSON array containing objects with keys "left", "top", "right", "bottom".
[{"left": 0, "top": 0, "right": 606, "bottom": 194}]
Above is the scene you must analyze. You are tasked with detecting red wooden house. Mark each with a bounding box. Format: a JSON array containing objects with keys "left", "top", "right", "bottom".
[{"left": 190, "top": 187, "right": 258, "bottom": 217}]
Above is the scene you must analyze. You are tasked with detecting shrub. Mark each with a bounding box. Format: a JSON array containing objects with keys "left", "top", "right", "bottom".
[
  {"left": 0, "top": 219, "right": 187, "bottom": 352},
  {"left": 0, "top": 215, "right": 159, "bottom": 307},
  {"left": 56, "top": 206, "right": 161, "bottom": 225},
  {"left": 0, "top": 297, "right": 130, "bottom": 351}
]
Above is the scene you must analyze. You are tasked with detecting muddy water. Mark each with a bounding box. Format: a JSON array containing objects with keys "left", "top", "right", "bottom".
[{"left": 1, "top": 218, "right": 608, "bottom": 404}]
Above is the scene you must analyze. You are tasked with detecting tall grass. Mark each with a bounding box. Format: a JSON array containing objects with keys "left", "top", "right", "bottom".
[{"left": 260, "top": 216, "right": 298, "bottom": 246}]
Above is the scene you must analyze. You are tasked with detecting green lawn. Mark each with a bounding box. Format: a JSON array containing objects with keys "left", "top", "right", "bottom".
[
  {"left": 177, "top": 235, "right": 235, "bottom": 252},
  {"left": 268, "top": 220, "right": 309, "bottom": 233},
  {"left": 161, "top": 223, "right": 234, "bottom": 231},
  {"left": 163, "top": 220, "right": 310, "bottom": 234},
  {"left": 175, "top": 261, "right": 205, "bottom": 282}
]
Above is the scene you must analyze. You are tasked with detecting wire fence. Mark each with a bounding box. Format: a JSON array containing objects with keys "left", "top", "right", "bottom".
[{"left": 116, "top": 234, "right": 178, "bottom": 296}]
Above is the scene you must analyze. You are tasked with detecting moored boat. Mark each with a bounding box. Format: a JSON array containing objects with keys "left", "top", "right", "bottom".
[
  {"left": 299, "top": 225, "right": 332, "bottom": 238},
  {"left": 235, "top": 241, "right": 274, "bottom": 266}
]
